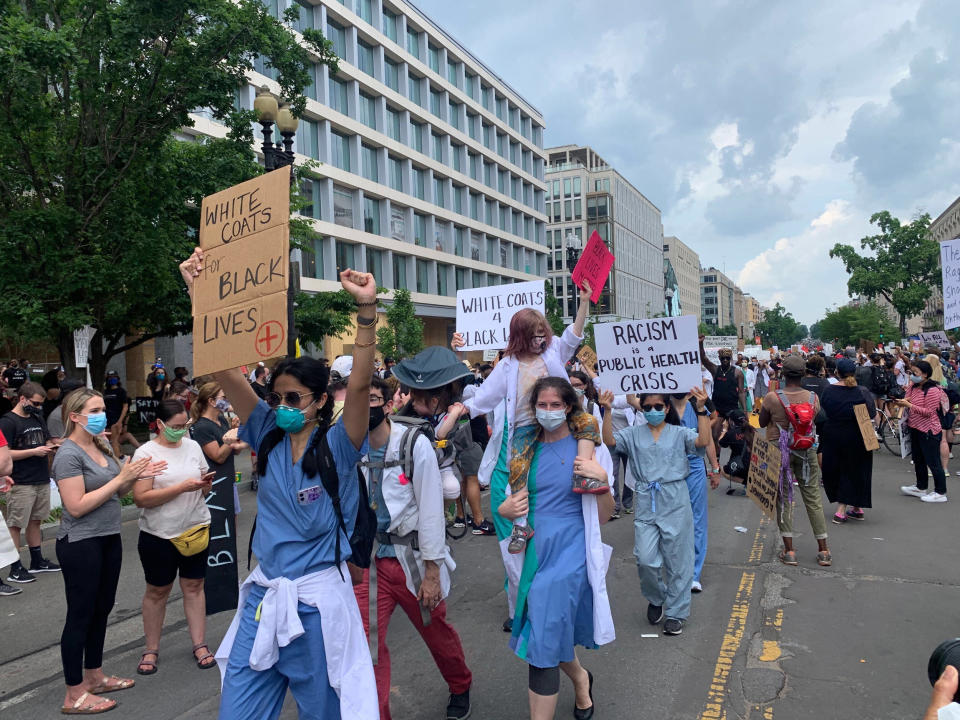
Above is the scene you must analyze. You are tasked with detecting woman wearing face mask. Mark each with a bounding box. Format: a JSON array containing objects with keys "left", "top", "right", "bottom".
[
  {"left": 51, "top": 390, "right": 165, "bottom": 715},
  {"left": 148, "top": 365, "right": 169, "bottom": 401},
  {"left": 896, "top": 360, "right": 950, "bottom": 503},
  {"left": 103, "top": 371, "right": 129, "bottom": 459},
  {"left": 191, "top": 382, "right": 247, "bottom": 524},
  {"left": 498, "top": 377, "right": 615, "bottom": 720},
  {"left": 180, "top": 247, "right": 378, "bottom": 720},
  {"left": 451, "top": 281, "right": 599, "bottom": 565},
  {"left": 567, "top": 370, "right": 603, "bottom": 426},
  {"left": 132, "top": 399, "right": 216, "bottom": 675},
  {"left": 600, "top": 386, "right": 712, "bottom": 636}
]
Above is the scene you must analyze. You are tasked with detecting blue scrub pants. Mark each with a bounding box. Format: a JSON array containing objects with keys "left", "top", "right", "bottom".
[
  {"left": 633, "top": 480, "right": 695, "bottom": 621},
  {"left": 685, "top": 458, "right": 708, "bottom": 583},
  {"left": 219, "top": 589, "right": 341, "bottom": 720}
]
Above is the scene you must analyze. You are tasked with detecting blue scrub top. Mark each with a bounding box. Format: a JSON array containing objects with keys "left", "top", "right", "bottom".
[
  {"left": 240, "top": 400, "right": 367, "bottom": 580},
  {"left": 613, "top": 423, "right": 698, "bottom": 486}
]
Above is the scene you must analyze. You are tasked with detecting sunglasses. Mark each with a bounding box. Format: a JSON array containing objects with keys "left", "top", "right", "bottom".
[
  {"left": 641, "top": 403, "right": 666, "bottom": 412},
  {"left": 162, "top": 420, "right": 193, "bottom": 431},
  {"left": 264, "top": 391, "right": 314, "bottom": 409}
]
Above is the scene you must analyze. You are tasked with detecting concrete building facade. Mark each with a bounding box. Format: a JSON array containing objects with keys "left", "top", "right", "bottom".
[
  {"left": 700, "top": 266, "right": 738, "bottom": 330},
  {"left": 544, "top": 145, "right": 663, "bottom": 321},
  {"left": 663, "top": 236, "right": 701, "bottom": 322}
]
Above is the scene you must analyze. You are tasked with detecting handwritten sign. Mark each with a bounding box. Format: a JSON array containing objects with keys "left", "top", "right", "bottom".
[
  {"left": 199, "top": 166, "right": 290, "bottom": 249},
  {"left": 193, "top": 168, "right": 291, "bottom": 376},
  {"left": 746, "top": 434, "right": 781, "bottom": 520},
  {"left": 702, "top": 336, "right": 738, "bottom": 364},
  {"left": 133, "top": 397, "right": 159, "bottom": 426},
  {"left": 594, "top": 315, "right": 701, "bottom": 394},
  {"left": 941, "top": 237, "right": 960, "bottom": 330},
  {"left": 455, "top": 280, "right": 545, "bottom": 351},
  {"left": 571, "top": 231, "right": 614, "bottom": 303},
  {"left": 918, "top": 331, "right": 951, "bottom": 350},
  {"left": 203, "top": 472, "right": 239, "bottom": 615},
  {"left": 859, "top": 338, "right": 875, "bottom": 354},
  {"left": 823, "top": 342, "right": 833, "bottom": 355},
  {"left": 576, "top": 345, "right": 598, "bottom": 373},
  {"left": 854, "top": 403, "right": 879, "bottom": 451}
]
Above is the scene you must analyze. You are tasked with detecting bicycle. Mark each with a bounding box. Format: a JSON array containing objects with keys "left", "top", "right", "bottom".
[{"left": 876, "top": 400, "right": 905, "bottom": 456}]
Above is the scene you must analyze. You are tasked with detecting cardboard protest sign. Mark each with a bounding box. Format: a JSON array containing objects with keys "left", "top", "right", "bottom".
[
  {"left": 203, "top": 473, "right": 239, "bottom": 615},
  {"left": 918, "top": 331, "right": 951, "bottom": 350},
  {"left": 193, "top": 292, "right": 288, "bottom": 377},
  {"left": 482, "top": 349, "right": 499, "bottom": 361},
  {"left": 941, "top": 237, "right": 960, "bottom": 331},
  {"left": 910, "top": 339, "right": 923, "bottom": 353},
  {"left": 576, "top": 345, "right": 598, "bottom": 373},
  {"left": 702, "top": 336, "right": 738, "bottom": 364},
  {"left": 594, "top": 315, "right": 701, "bottom": 394},
  {"left": 198, "top": 166, "right": 290, "bottom": 250},
  {"left": 854, "top": 403, "right": 880, "bottom": 451},
  {"left": 859, "top": 338, "right": 875, "bottom": 354},
  {"left": 455, "top": 280, "right": 545, "bottom": 351},
  {"left": 571, "top": 231, "right": 614, "bottom": 303},
  {"left": 746, "top": 434, "right": 780, "bottom": 520},
  {"left": 193, "top": 225, "right": 289, "bottom": 313},
  {"left": 133, "top": 397, "right": 160, "bottom": 426}
]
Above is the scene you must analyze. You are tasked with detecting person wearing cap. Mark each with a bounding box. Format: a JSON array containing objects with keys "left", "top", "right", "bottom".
[
  {"left": 759, "top": 355, "right": 832, "bottom": 567},
  {"left": 328, "top": 356, "right": 353, "bottom": 425}
]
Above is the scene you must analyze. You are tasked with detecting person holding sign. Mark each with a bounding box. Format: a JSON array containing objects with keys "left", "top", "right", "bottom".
[
  {"left": 179, "top": 247, "right": 379, "bottom": 720},
  {"left": 600, "top": 386, "right": 712, "bottom": 636},
  {"left": 451, "top": 281, "right": 601, "bottom": 557}
]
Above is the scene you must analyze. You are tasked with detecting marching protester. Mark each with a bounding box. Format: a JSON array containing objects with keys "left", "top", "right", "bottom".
[
  {"left": 700, "top": 341, "right": 747, "bottom": 418},
  {"left": 354, "top": 375, "right": 473, "bottom": 720},
  {"left": 132, "top": 399, "right": 216, "bottom": 675},
  {"left": 898, "top": 359, "right": 949, "bottom": 503},
  {"left": 52, "top": 389, "right": 165, "bottom": 714},
  {"left": 0, "top": 381, "right": 59, "bottom": 584},
  {"left": 820, "top": 359, "right": 876, "bottom": 524},
  {"left": 103, "top": 371, "right": 130, "bottom": 460},
  {"left": 501, "top": 377, "right": 615, "bottom": 719},
  {"left": 601, "top": 385, "right": 712, "bottom": 636},
  {"left": 180, "top": 247, "right": 379, "bottom": 720},
  {"left": 759, "top": 356, "right": 832, "bottom": 567}
]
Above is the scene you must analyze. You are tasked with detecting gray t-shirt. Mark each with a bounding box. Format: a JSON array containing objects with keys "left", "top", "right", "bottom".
[{"left": 52, "top": 439, "right": 122, "bottom": 542}]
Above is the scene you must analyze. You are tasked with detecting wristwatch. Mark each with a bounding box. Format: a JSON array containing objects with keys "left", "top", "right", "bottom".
[{"left": 695, "top": 408, "right": 709, "bottom": 416}]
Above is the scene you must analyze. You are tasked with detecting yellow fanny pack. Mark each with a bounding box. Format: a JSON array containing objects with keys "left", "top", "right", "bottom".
[{"left": 170, "top": 524, "right": 210, "bottom": 556}]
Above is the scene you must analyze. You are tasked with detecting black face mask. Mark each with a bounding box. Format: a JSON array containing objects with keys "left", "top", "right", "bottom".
[
  {"left": 24, "top": 404, "right": 42, "bottom": 417},
  {"left": 368, "top": 406, "right": 386, "bottom": 431}
]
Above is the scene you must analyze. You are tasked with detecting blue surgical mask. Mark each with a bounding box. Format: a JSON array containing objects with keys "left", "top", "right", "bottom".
[
  {"left": 910, "top": 374, "right": 923, "bottom": 384},
  {"left": 574, "top": 388, "right": 585, "bottom": 398},
  {"left": 643, "top": 409, "right": 667, "bottom": 426},
  {"left": 276, "top": 405, "right": 307, "bottom": 433},
  {"left": 81, "top": 412, "right": 108, "bottom": 435},
  {"left": 536, "top": 408, "right": 567, "bottom": 431}
]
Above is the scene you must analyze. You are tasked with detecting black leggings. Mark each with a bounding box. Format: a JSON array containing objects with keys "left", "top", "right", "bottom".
[
  {"left": 529, "top": 664, "right": 560, "bottom": 696},
  {"left": 56, "top": 534, "right": 123, "bottom": 686}
]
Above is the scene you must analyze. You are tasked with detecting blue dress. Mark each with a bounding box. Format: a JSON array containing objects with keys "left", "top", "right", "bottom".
[{"left": 510, "top": 435, "right": 595, "bottom": 668}]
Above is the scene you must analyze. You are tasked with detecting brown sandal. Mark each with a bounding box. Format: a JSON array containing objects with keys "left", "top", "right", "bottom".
[
  {"left": 192, "top": 643, "right": 216, "bottom": 670},
  {"left": 61, "top": 691, "right": 117, "bottom": 714},
  {"left": 136, "top": 650, "right": 159, "bottom": 676},
  {"left": 87, "top": 676, "right": 135, "bottom": 694}
]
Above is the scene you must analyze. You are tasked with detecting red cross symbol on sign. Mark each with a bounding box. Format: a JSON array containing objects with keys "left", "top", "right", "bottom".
[{"left": 255, "top": 321, "right": 285, "bottom": 357}]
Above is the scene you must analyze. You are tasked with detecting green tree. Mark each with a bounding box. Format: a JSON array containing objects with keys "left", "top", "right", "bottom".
[
  {"left": 812, "top": 303, "right": 900, "bottom": 347},
  {"left": 0, "top": 0, "right": 336, "bottom": 386},
  {"left": 698, "top": 322, "right": 713, "bottom": 336},
  {"left": 294, "top": 291, "right": 357, "bottom": 353},
  {"left": 829, "top": 211, "right": 937, "bottom": 334},
  {"left": 755, "top": 303, "right": 804, "bottom": 348},
  {"left": 544, "top": 280, "right": 565, "bottom": 337},
  {"left": 376, "top": 289, "right": 423, "bottom": 361}
]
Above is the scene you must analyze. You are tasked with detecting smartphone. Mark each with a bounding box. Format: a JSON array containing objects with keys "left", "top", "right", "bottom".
[{"left": 200, "top": 471, "right": 216, "bottom": 484}]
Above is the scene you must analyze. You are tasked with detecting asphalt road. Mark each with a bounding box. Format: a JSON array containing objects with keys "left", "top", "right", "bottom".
[{"left": 1, "top": 450, "right": 957, "bottom": 719}]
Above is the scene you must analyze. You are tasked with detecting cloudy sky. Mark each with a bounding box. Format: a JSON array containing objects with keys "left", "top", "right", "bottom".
[{"left": 415, "top": 0, "right": 960, "bottom": 325}]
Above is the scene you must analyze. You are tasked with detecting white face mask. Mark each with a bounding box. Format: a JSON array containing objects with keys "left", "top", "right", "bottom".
[{"left": 536, "top": 408, "right": 567, "bottom": 431}]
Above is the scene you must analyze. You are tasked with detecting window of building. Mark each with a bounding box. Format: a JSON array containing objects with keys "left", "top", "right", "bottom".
[
  {"left": 499, "top": 244, "right": 508, "bottom": 268},
  {"left": 432, "top": 132, "right": 443, "bottom": 162},
  {"left": 447, "top": 59, "right": 459, "bottom": 87},
  {"left": 464, "top": 73, "right": 475, "bottom": 98},
  {"left": 327, "top": 20, "right": 346, "bottom": 59},
  {"left": 363, "top": 196, "right": 380, "bottom": 234},
  {"left": 393, "top": 253, "right": 408, "bottom": 286},
  {"left": 499, "top": 205, "right": 509, "bottom": 231},
  {"left": 361, "top": 144, "right": 378, "bottom": 182},
  {"left": 428, "top": 45, "right": 439, "bottom": 73},
  {"left": 456, "top": 267, "right": 468, "bottom": 291},
  {"left": 357, "top": 40, "right": 374, "bottom": 76},
  {"left": 481, "top": 84, "right": 491, "bottom": 109},
  {"left": 564, "top": 200, "right": 572, "bottom": 221},
  {"left": 467, "top": 111, "right": 478, "bottom": 139},
  {"left": 406, "top": 27, "right": 420, "bottom": 58},
  {"left": 511, "top": 176, "right": 520, "bottom": 201},
  {"left": 356, "top": 0, "right": 372, "bottom": 23},
  {"left": 298, "top": 119, "right": 318, "bottom": 159},
  {"left": 469, "top": 152, "right": 479, "bottom": 180},
  {"left": 485, "top": 237, "right": 496, "bottom": 264},
  {"left": 328, "top": 75, "right": 348, "bottom": 114},
  {"left": 409, "top": 120, "right": 423, "bottom": 152},
  {"left": 573, "top": 177, "right": 581, "bottom": 196},
  {"left": 497, "top": 133, "right": 506, "bottom": 158},
  {"left": 498, "top": 169, "right": 507, "bottom": 194},
  {"left": 454, "top": 227, "right": 465, "bottom": 256},
  {"left": 437, "top": 263, "right": 450, "bottom": 295},
  {"left": 563, "top": 177, "right": 571, "bottom": 196},
  {"left": 386, "top": 106, "right": 401, "bottom": 141},
  {"left": 358, "top": 92, "right": 377, "bottom": 129},
  {"left": 414, "top": 213, "right": 426, "bottom": 246},
  {"left": 430, "top": 88, "right": 442, "bottom": 117},
  {"left": 471, "top": 233, "right": 482, "bottom": 262},
  {"left": 382, "top": 10, "right": 397, "bottom": 42},
  {"left": 389, "top": 155, "right": 404, "bottom": 191},
  {"left": 433, "top": 176, "right": 445, "bottom": 207},
  {"left": 484, "top": 162, "right": 494, "bottom": 188},
  {"left": 451, "top": 143, "right": 462, "bottom": 173},
  {"left": 412, "top": 167, "right": 425, "bottom": 199},
  {"left": 335, "top": 240, "right": 356, "bottom": 273},
  {"left": 331, "top": 131, "right": 351, "bottom": 172},
  {"left": 574, "top": 198, "right": 582, "bottom": 220},
  {"left": 366, "top": 247, "right": 383, "bottom": 282},
  {"left": 513, "top": 244, "right": 521, "bottom": 270},
  {"left": 416, "top": 258, "right": 430, "bottom": 293},
  {"left": 450, "top": 101, "right": 462, "bottom": 131},
  {"left": 407, "top": 72, "right": 422, "bottom": 105},
  {"left": 299, "top": 178, "right": 317, "bottom": 218},
  {"left": 384, "top": 59, "right": 399, "bottom": 91},
  {"left": 390, "top": 204, "right": 406, "bottom": 241},
  {"left": 453, "top": 184, "right": 463, "bottom": 214},
  {"left": 333, "top": 186, "right": 353, "bottom": 227},
  {"left": 484, "top": 198, "right": 494, "bottom": 224},
  {"left": 470, "top": 192, "right": 479, "bottom": 221}
]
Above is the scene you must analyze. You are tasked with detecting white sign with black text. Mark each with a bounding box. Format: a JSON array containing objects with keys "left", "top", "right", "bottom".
[
  {"left": 940, "top": 237, "right": 960, "bottom": 331},
  {"left": 456, "top": 281, "right": 545, "bottom": 351}
]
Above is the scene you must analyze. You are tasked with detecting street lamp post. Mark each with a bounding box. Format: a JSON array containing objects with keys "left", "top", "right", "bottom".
[
  {"left": 566, "top": 233, "right": 582, "bottom": 320},
  {"left": 255, "top": 87, "right": 300, "bottom": 358}
]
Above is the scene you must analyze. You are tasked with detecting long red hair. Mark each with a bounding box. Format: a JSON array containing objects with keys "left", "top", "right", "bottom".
[{"left": 503, "top": 309, "right": 553, "bottom": 357}]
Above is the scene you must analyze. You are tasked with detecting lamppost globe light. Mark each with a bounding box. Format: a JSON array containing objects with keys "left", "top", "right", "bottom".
[
  {"left": 254, "top": 86, "right": 278, "bottom": 123},
  {"left": 277, "top": 103, "right": 299, "bottom": 133}
]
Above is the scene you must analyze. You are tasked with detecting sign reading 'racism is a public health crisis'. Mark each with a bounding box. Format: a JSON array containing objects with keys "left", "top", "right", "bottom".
[{"left": 193, "top": 166, "right": 291, "bottom": 376}]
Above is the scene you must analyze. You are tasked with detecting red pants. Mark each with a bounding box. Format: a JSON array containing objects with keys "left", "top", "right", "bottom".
[{"left": 353, "top": 556, "right": 472, "bottom": 720}]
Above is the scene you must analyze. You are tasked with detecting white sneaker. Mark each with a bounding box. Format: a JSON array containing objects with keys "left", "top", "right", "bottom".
[
  {"left": 945, "top": 470, "right": 951, "bottom": 477},
  {"left": 691, "top": 580, "right": 703, "bottom": 593},
  {"left": 900, "top": 485, "right": 928, "bottom": 498},
  {"left": 920, "top": 492, "right": 948, "bottom": 503}
]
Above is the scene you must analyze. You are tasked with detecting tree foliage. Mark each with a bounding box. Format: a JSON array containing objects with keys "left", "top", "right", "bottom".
[
  {"left": 829, "top": 211, "right": 937, "bottom": 333},
  {"left": 755, "top": 303, "right": 804, "bottom": 348},
  {"left": 544, "top": 280, "right": 565, "bottom": 337},
  {"left": 294, "top": 291, "right": 357, "bottom": 352},
  {"left": 810, "top": 302, "right": 900, "bottom": 347},
  {"left": 0, "top": 0, "right": 337, "bottom": 385},
  {"left": 376, "top": 289, "right": 423, "bottom": 361}
]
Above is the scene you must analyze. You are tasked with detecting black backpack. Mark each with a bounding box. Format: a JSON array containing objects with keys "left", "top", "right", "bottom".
[
  {"left": 869, "top": 365, "right": 891, "bottom": 395},
  {"left": 945, "top": 381, "right": 960, "bottom": 409},
  {"left": 248, "top": 434, "right": 378, "bottom": 579}
]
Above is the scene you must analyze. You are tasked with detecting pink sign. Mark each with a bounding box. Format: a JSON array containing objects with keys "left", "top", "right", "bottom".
[{"left": 571, "top": 231, "right": 614, "bottom": 304}]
